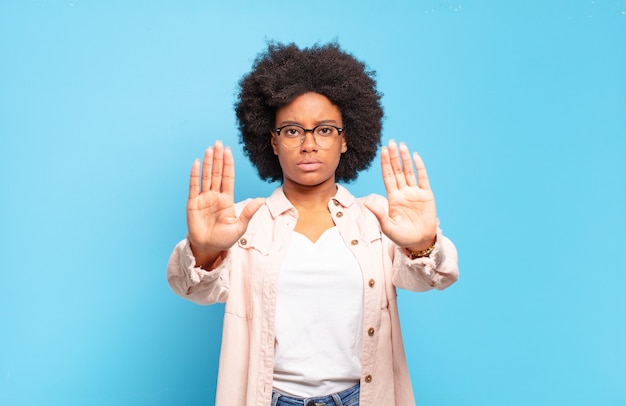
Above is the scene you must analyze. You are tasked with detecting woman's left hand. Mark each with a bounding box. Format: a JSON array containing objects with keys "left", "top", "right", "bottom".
[{"left": 364, "top": 140, "right": 438, "bottom": 251}]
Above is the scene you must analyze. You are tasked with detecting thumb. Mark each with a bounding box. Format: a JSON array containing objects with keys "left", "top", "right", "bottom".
[
  {"left": 237, "top": 198, "right": 266, "bottom": 226},
  {"left": 363, "top": 194, "right": 388, "bottom": 225}
]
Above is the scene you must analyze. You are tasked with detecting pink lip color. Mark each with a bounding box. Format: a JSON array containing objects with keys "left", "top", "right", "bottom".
[{"left": 297, "top": 160, "right": 322, "bottom": 171}]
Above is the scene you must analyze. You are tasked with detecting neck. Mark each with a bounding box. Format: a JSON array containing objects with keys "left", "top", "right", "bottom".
[{"left": 282, "top": 180, "right": 338, "bottom": 210}]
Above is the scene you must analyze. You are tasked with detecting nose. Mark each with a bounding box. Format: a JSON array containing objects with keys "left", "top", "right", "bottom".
[{"left": 300, "top": 130, "right": 318, "bottom": 151}]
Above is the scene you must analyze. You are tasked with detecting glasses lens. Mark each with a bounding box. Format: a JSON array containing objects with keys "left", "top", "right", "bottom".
[
  {"left": 314, "top": 125, "right": 339, "bottom": 148},
  {"left": 280, "top": 125, "right": 304, "bottom": 147}
]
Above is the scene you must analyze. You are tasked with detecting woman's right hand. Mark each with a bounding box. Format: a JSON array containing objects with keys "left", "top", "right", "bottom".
[{"left": 186, "top": 141, "right": 265, "bottom": 268}]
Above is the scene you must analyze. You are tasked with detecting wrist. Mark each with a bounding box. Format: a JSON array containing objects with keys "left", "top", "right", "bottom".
[
  {"left": 404, "top": 235, "right": 437, "bottom": 259},
  {"left": 189, "top": 242, "right": 225, "bottom": 270}
]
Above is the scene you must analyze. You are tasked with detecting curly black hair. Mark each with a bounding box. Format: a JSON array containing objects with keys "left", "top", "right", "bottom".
[{"left": 234, "top": 42, "right": 384, "bottom": 183}]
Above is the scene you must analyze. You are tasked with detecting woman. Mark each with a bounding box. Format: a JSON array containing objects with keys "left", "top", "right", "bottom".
[{"left": 167, "top": 42, "right": 459, "bottom": 406}]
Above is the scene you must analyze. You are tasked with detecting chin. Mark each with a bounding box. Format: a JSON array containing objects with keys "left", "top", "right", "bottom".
[{"left": 286, "top": 174, "right": 335, "bottom": 187}]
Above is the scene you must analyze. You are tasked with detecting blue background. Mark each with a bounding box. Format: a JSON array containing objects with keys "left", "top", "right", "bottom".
[{"left": 1, "top": 1, "right": 625, "bottom": 405}]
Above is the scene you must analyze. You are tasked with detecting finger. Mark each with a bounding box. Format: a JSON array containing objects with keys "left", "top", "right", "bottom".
[
  {"left": 201, "top": 146, "right": 213, "bottom": 193},
  {"left": 221, "top": 146, "right": 235, "bottom": 195},
  {"left": 413, "top": 151, "right": 431, "bottom": 190},
  {"left": 188, "top": 158, "right": 201, "bottom": 200},
  {"left": 399, "top": 142, "right": 417, "bottom": 187},
  {"left": 388, "top": 140, "right": 407, "bottom": 188},
  {"left": 210, "top": 140, "right": 224, "bottom": 192},
  {"left": 380, "top": 145, "right": 398, "bottom": 193},
  {"left": 363, "top": 194, "right": 392, "bottom": 234}
]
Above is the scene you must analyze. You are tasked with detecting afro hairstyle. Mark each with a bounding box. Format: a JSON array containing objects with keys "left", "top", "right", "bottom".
[{"left": 234, "top": 41, "right": 384, "bottom": 183}]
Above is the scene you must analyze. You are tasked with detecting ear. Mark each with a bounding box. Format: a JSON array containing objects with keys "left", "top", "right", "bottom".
[
  {"left": 340, "top": 135, "right": 347, "bottom": 153},
  {"left": 271, "top": 132, "right": 279, "bottom": 155}
]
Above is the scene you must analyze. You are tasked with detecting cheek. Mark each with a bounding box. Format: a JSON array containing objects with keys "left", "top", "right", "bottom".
[{"left": 274, "top": 148, "right": 295, "bottom": 170}]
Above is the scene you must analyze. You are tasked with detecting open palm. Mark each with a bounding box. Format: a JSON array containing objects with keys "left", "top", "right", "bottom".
[
  {"left": 187, "top": 141, "right": 264, "bottom": 264},
  {"left": 364, "top": 140, "right": 438, "bottom": 251}
]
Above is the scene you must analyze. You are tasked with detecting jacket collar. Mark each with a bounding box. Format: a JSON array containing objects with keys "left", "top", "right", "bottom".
[
  {"left": 333, "top": 184, "right": 356, "bottom": 208},
  {"left": 266, "top": 187, "right": 295, "bottom": 219},
  {"left": 265, "top": 184, "right": 356, "bottom": 218}
]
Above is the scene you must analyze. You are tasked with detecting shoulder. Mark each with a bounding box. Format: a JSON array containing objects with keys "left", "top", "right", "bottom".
[{"left": 233, "top": 186, "right": 284, "bottom": 214}]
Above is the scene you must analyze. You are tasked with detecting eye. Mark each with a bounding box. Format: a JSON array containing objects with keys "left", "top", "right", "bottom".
[
  {"left": 316, "top": 126, "right": 335, "bottom": 136},
  {"left": 282, "top": 126, "right": 303, "bottom": 137}
]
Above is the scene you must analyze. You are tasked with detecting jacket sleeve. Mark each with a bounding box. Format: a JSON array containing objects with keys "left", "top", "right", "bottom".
[
  {"left": 166, "top": 237, "right": 232, "bottom": 305},
  {"left": 390, "top": 227, "right": 459, "bottom": 292},
  {"left": 166, "top": 199, "right": 255, "bottom": 305}
]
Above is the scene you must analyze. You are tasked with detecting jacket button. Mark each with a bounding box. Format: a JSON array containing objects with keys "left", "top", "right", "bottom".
[
  {"left": 368, "top": 279, "right": 375, "bottom": 287},
  {"left": 332, "top": 199, "right": 340, "bottom": 206},
  {"left": 336, "top": 211, "right": 343, "bottom": 218},
  {"left": 368, "top": 327, "right": 375, "bottom": 336},
  {"left": 365, "top": 374, "right": 373, "bottom": 383},
  {"left": 351, "top": 240, "right": 359, "bottom": 246},
  {"left": 239, "top": 238, "right": 247, "bottom": 246}
]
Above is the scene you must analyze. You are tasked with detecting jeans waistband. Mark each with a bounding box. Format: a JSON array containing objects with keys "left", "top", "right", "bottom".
[{"left": 271, "top": 383, "right": 360, "bottom": 406}]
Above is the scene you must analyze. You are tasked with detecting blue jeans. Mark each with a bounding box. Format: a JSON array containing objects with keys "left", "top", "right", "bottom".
[{"left": 271, "top": 384, "right": 360, "bottom": 406}]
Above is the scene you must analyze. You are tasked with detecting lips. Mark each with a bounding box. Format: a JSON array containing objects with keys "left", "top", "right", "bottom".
[{"left": 297, "top": 159, "right": 322, "bottom": 171}]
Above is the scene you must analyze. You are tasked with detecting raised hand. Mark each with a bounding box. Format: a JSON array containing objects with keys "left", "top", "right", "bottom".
[
  {"left": 187, "top": 141, "right": 265, "bottom": 267},
  {"left": 364, "top": 140, "right": 438, "bottom": 251}
]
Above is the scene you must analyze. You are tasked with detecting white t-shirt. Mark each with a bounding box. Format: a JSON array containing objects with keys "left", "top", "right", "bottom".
[{"left": 273, "top": 227, "right": 364, "bottom": 397}]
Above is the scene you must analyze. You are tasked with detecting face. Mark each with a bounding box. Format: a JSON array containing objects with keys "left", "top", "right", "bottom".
[{"left": 272, "top": 92, "right": 347, "bottom": 188}]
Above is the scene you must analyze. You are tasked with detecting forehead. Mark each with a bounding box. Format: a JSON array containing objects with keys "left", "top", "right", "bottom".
[{"left": 275, "top": 92, "right": 342, "bottom": 124}]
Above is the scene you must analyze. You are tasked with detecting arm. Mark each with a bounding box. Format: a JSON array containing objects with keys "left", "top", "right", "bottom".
[
  {"left": 390, "top": 227, "right": 459, "bottom": 292},
  {"left": 166, "top": 237, "right": 231, "bottom": 305},
  {"left": 166, "top": 141, "right": 264, "bottom": 304}
]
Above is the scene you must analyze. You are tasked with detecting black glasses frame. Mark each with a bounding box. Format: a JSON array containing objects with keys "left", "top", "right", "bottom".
[{"left": 273, "top": 124, "right": 345, "bottom": 148}]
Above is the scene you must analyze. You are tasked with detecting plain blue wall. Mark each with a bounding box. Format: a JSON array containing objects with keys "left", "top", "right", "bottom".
[{"left": 1, "top": 1, "right": 625, "bottom": 405}]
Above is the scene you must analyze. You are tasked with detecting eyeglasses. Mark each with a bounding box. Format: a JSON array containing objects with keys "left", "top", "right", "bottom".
[{"left": 274, "top": 124, "right": 344, "bottom": 148}]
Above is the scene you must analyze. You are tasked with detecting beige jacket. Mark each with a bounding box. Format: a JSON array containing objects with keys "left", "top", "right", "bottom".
[{"left": 167, "top": 185, "right": 459, "bottom": 406}]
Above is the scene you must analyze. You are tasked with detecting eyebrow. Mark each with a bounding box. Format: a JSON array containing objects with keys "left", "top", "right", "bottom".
[{"left": 276, "top": 119, "right": 341, "bottom": 127}]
